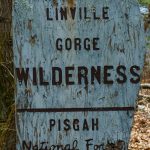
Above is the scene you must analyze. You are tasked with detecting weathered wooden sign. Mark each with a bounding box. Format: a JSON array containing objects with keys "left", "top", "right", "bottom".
[{"left": 13, "top": 0, "right": 146, "bottom": 149}]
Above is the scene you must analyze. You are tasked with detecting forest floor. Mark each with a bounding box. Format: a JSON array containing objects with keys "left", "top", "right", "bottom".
[
  {"left": 129, "top": 89, "right": 150, "bottom": 150},
  {"left": 129, "top": 49, "right": 150, "bottom": 150}
]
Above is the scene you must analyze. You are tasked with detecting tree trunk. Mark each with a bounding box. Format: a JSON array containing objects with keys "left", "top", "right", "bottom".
[{"left": 0, "top": 0, "right": 13, "bottom": 121}]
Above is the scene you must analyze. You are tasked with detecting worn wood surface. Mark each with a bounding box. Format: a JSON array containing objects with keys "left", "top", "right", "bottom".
[{"left": 13, "top": 0, "right": 146, "bottom": 149}]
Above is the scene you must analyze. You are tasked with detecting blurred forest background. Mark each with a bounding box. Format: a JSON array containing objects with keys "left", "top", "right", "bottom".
[{"left": 0, "top": 0, "right": 149, "bottom": 150}]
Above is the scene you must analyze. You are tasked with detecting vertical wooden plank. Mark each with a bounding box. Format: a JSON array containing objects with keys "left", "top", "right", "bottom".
[{"left": 13, "top": 0, "right": 146, "bottom": 149}]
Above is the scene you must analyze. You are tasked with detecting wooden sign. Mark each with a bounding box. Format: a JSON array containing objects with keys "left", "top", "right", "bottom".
[{"left": 13, "top": 0, "right": 146, "bottom": 149}]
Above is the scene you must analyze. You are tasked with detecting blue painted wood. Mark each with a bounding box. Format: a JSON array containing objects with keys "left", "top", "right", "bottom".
[{"left": 13, "top": 0, "right": 146, "bottom": 149}]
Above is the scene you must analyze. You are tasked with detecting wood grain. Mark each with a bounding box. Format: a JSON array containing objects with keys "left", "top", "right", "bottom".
[{"left": 13, "top": 0, "right": 146, "bottom": 149}]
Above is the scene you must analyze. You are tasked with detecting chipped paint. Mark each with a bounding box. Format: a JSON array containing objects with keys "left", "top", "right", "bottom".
[
  {"left": 27, "top": 20, "right": 32, "bottom": 31},
  {"left": 53, "top": 0, "right": 58, "bottom": 7},
  {"left": 67, "top": 0, "right": 75, "bottom": 7},
  {"left": 29, "top": 35, "right": 37, "bottom": 46}
]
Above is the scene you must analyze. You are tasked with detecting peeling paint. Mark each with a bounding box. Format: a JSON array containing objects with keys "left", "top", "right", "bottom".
[
  {"left": 67, "top": 0, "right": 75, "bottom": 7},
  {"left": 27, "top": 20, "right": 32, "bottom": 31},
  {"left": 105, "top": 140, "right": 125, "bottom": 150},
  {"left": 53, "top": 0, "right": 58, "bottom": 7},
  {"left": 29, "top": 34, "right": 37, "bottom": 46}
]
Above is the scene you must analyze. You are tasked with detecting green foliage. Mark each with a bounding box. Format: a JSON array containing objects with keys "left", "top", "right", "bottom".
[
  {"left": 138, "top": 0, "right": 150, "bottom": 5},
  {"left": 146, "top": 36, "right": 150, "bottom": 48}
]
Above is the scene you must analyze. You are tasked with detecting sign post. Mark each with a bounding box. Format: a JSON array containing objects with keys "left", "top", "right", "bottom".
[{"left": 13, "top": 0, "right": 146, "bottom": 149}]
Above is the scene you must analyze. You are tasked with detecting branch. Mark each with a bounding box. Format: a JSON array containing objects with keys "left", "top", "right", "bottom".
[
  {"left": 139, "top": 94, "right": 150, "bottom": 99},
  {"left": 140, "top": 84, "right": 150, "bottom": 89},
  {"left": 0, "top": 63, "right": 14, "bottom": 79}
]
